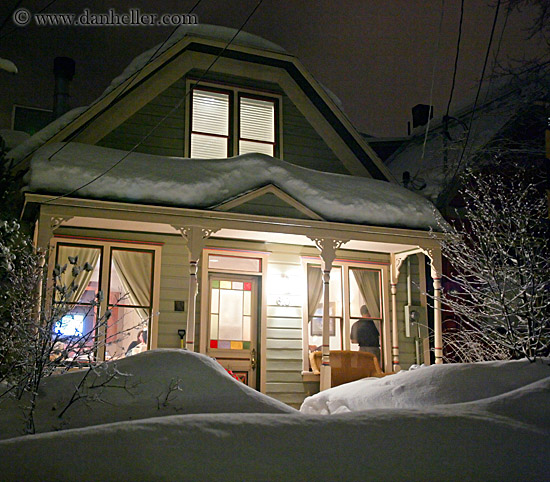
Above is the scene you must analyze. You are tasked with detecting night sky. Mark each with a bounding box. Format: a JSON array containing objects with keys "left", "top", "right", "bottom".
[{"left": 0, "top": 0, "right": 544, "bottom": 138}]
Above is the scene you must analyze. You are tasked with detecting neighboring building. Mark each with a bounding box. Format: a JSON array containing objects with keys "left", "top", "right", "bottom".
[
  {"left": 385, "top": 74, "right": 548, "bottom": 215},
  {"left": 10, "top": 25, "right": 445, "bottom": 408}
]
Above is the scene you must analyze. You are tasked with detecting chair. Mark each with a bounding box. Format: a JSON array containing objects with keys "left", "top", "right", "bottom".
[{"left": 310, "top": 350, "right": 387, "bottom": 387}]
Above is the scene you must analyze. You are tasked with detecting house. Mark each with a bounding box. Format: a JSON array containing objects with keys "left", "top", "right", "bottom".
[{"left": 11, "top": 25, "right": 445, "bottom": 408}]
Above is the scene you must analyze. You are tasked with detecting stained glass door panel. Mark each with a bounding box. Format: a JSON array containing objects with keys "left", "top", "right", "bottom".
[{"left": 207, "top": 276, "right": 258, "bottom": 388}]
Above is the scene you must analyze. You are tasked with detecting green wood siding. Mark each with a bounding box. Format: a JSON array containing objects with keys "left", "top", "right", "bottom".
[
  {"left": 97, "top": 78, "right": 186, "bottom": 157},
  {"left": 225, "top": 193, "right": 315, "bottom": 220},
  {"left": 96, "top": 71, "right": 351, "bottom": 175}
]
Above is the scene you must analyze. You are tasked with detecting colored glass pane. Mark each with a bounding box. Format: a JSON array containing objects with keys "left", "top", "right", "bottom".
[
  {"left": 243, "top": 282, "right": 252, "bottom": 291},
  {"left": 210, "top": 340, "right": 218, "bottom": 349},
  {"left": 212, "top": 280, "right": 220, "bottom": 288},
  {"left": 230, "top": 341, "right": 243, "bottom": 350},
  {"left": 220, "top": 280, "right": 232, "bottom": 289},
  {"left": 210, "top": 314, "right": 219, "bottom": 340},
  {"left": 218, "top": 340, "right": 231, "bottom": 349},
  {"left": 211, "top": 289, "right": 219, "bottom": 314},
  {"left": 232, "top": 281, "right": 243, "bottom": 290},
  {"left": 243, "top": 341, "right": 250, "bottom": 350}
]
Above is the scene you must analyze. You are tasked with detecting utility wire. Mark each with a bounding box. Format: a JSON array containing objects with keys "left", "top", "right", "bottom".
[
  {"left": 44, "top": 0, "right": 264, "bottom": 204},
  {"left": 0, "top": 0, "right": 24, "bottom": 35},
  {"left": 445, "top": 0, "right": 465, "bottom": 120},
  {"left": 420, "top": 0, "right": 445, "bottom": 162},
  {"left": 451, "top": 0, "right": 502, "bottom": 182},
  {"left": 11, "top": 0, "right": 203, "bottom": 169},
  {"left": 0, "top": 0, "right": 58, "bottom": 40}
]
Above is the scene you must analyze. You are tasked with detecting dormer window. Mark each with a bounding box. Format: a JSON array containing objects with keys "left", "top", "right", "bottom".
[{"left": 188, "top": 83, "right": 279, "bottom": 159}]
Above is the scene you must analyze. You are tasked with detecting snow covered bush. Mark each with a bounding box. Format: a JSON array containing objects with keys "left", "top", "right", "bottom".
[
  {"left": 439, "top": 165, "right": 549, "bottom": 361},
  {"left": 0, "top": 220, "right": 117, "bottom": 433}
]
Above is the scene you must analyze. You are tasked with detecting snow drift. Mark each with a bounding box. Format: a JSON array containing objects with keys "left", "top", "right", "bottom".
[
  {"left": 0, "top": 349, "right": 295, "bottom": 440},
  {"left": 300, "top": 358, "right": 550, "bottom": 415},
  {"left": 1, "top": 353, "right": 548, "bottom": 481},
  {"left": 26, "top": 142, "right": 445, "bottom": 231}
]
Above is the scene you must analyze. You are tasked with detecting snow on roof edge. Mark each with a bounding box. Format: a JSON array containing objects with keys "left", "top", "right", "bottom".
[{"left": 27, "top": 142, "right": 446, "bottom": 232}]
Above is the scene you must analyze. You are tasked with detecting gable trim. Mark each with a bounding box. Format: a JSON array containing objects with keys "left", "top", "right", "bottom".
[
  {"left": 212, "top": 184, "right": 324, "bottom": 221},
  {"left": 17, "top": 35, "right": 392, "bottom": 182}
]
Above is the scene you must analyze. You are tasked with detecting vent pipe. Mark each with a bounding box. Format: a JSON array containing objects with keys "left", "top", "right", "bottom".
[{"left": 53, "top": 57, "right": 75, "bottom": 119}]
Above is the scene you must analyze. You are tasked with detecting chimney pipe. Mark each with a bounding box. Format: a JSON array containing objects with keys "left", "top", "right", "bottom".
[
  {"left": 53, "top": 57, "right": 75, "bottom": 119},
  {"left": 411, "top": 104, "right": 433, "bottom": 129}
]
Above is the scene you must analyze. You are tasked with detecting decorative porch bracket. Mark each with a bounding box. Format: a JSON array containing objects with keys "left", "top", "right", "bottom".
[
  {"left": 309, "top": 237, "right": 348, "bottom": 391},
  {"left": 172, "top": 225, "right": 218, "bottom": 352}
]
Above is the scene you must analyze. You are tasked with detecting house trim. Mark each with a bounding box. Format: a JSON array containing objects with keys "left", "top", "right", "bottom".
[
  {"left": 212, "top": 184, "right": 324, "bottom": 221},
  {"left": 14, "top": 36, "right": 393, "bottom": 181}
]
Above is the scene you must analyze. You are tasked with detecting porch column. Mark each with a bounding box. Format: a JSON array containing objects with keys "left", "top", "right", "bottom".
[
  {"left": 310, "top": 237, "right": 348, "bottom": 391},
  {"left": 390, "top": 253, "right": 406, "bottom": 372},
  {"left": 173, "top": 226, "right": 218, "bottom": 352},
  {"left": 429, "top": 248, "right": 444, "bottom": 364}
]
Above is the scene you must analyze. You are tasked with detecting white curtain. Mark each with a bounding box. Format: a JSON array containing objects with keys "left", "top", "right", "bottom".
[
  {"left": 352, "top": 269, "right": 381, "bottom": 319},
  {"left": 56, "top": 246, "right": 100, "bottom": 304},
  {"left": 111, "top": 250, "right": 152, "bottom": 322},
  {"left": 307, "top": 265, "right": 323, "bottom": 322}
]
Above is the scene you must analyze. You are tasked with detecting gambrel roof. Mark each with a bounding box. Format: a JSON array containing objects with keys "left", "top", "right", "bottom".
[{"left": 9, "top": 24, "right": 393, "bottom": 181}]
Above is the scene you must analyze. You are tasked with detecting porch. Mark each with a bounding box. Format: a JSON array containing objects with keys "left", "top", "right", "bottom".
[{"left": 26, "top": 192, "right": 444, "bottom": 407}]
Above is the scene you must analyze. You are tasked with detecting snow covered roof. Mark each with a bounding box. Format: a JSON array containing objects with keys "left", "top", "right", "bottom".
[
  {"left": 100, "top": 25, "right": 286, "bottom": 101},
  {"left": 5, "top": 25, "right": 286, "bottom": 166},
  {"left": 385, "top": 76, "right": 548, "bottom": 202},
  {"left": 27, "top": 142, "right": 444, "bottom": 231}
]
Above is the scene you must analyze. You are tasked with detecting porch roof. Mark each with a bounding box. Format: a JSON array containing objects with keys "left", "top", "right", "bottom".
[{"left": 26, "top": 142, "right": 446, "bottom": 232}]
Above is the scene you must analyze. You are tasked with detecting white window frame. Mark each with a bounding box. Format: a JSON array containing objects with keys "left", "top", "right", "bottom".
[
  {"left": 185, "top": 79, "right": 282, "bottom": 159},
  {"left": 50, "top": 236, "right": 162, "bottom": 360},
  {"left": 301, "top": 257, "right": 392, "bottom": 374}
]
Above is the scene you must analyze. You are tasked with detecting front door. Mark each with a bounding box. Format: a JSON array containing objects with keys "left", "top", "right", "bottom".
[{"left": 206, "top": 274, "right": 259, "bottom": 388}]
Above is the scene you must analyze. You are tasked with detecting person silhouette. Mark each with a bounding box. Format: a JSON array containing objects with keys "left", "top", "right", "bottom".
[{"left": 350, "top": 305, "right": 380, "bottom": 361}]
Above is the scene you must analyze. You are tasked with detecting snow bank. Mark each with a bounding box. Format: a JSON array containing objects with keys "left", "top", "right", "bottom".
[
  {"left": 0, "top": 408, "right": 547, "bottom": 481},
  {"left": 1, "top": 355, "right": 548, "bottom": 480},
  {"left": 0, "top": 349, "right": 295, "bottom": 440},
  {"left": 27, "top": 142, "right": 445, "bottom": 231},
  {"left": 300, "top": 358, "right": 550, "bottom": 415}
]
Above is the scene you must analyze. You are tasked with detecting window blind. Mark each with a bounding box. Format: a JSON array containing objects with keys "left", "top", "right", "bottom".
[
  {"left": 191, "top": 89, "right": 229, "bottom": 158},
  {"left": 239, "top": 96, "right": 275, "bottom": 156}
]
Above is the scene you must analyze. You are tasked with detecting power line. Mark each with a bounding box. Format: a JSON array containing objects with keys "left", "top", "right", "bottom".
[
  {"left": 452, "top": 0, "right": 502, "bottom": 182},
  {"left": 0, "top": 0, "right": 58, "bottom": 40},
  {"left": 0, "top": 0, "right": 24, "bottom": 35},
  {"left": 11, "top": 0, "right": 204, "bottom": 169},
  {"left": 445, "top": 0, "right": 465, "bottom": 120},
  {"left": 44, "top": 0, "right": 264, "bottom": 204},
  {"left": 420, "top": 0, "right": 446, "bottom": 162}
]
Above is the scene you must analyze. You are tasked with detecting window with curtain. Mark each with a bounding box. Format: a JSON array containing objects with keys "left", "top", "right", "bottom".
[
  {"left": 107, "top": 248, "right": 153, "bottom": 359},
  {"left": 189, "top": 84, "right": 278, "bottom": 159},
  {"left": 349, "top": 268, "right": 382, "bottom": 352},
  {"left": 307, "top": 265, "right": 343, "bottom": 351},
  {"left": 54, "top": 244, "right": 102, "bottom": 354}
]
